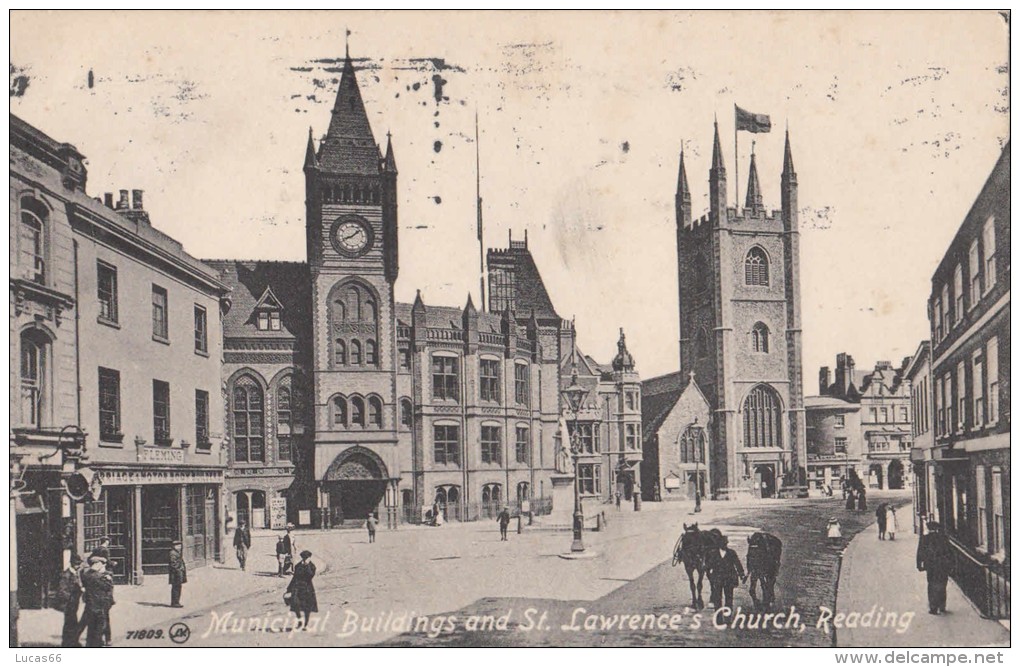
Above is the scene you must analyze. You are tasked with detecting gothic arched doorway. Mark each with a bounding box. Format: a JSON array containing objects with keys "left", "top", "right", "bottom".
[
  {"left": 888, "top": 459, "right": 905, "bottom": 490},
  {"left": 324, "top": 448, "right": 389, "bottom": 524},
  {"left": 754, "top": 464, "right": 776, "bottom": 499}
]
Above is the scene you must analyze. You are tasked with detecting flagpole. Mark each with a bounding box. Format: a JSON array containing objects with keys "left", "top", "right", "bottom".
[
  {"left": 476, "top": 110, "right": 485, "bottom": 312},
  {"left": 734, "top": 109, "right": 739, "bottom": 210}
]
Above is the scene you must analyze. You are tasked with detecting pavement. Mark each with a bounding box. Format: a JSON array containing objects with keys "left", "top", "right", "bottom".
[{"left": 836, "top": 503, "right": 1009, "bottom": 648}]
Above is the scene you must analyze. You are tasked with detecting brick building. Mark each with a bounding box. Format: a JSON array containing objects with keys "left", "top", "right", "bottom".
[
  {"left": 207, "top": 50, "right": 637, "bottom": 527},
  {"left": 675, "top": 126, "right": 807, "bottom": 499},
  {"left": 804, "top": 395, "right": 863, "bottom": 493},
  {"left": 921, "top": 141, "right": 1009, "bottom": 619}
]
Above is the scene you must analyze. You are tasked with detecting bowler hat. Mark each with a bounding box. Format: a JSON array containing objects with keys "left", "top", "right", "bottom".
[
  {"left": 300, "top": 550, "right": 312, "bottom": 559},
  {"left": 88, "top": 555, "right": 107, "bottom": 565},
  {"left": 70, "top": 554, "right": 83, "bottom": 566}
]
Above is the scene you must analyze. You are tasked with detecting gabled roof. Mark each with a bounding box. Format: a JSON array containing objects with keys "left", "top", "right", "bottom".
[
  {"left": 202, "top": 260, "right": 311, "bottom": 341},
  {"left": 640, "top": 371, "right": 711, "bottom": 441},
  {"left": 253, "top": 286, "right": 284, "bottom": 311}
]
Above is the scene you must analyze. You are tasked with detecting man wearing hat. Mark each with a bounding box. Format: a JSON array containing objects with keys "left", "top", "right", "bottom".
[
  {"left": 916, "top": 520, "right": 954, "bottom": 614},
  {"left": 496, "top": 506, "right": 512, "bottom": 541},
  {"left": 80, "top": 554, "right": 115, "bottom": 647},
  {"left": 168, "top": 540, "right": 187, "bottom": 608},
  {"left": 59, "top": 554, "right": 85, "bottom": 647},
  {"left": 706, "top": 534, "right": 746, "bottom": 610}
]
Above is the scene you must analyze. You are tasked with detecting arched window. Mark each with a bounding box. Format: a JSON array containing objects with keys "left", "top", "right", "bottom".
[
  {"left": 20, "top": 329, "right": 49, "bottom": 427},
  {"left": 752, "top": 322, "right": 770, "bottom": 353},
  {"left": 743, "top": 385, "right": 783, "bottom": 449},
  {"left": 365, "top": 298, "right": 377, "bottom": 323},
  {"left": 346, "top": 286, "right": 361, "bottom": 321},
  {"left": 744, "top": 247, "right": 769, "bottom": 286},
  {"left": 517, "top": 481, "right": 530, "bottom": 503},
  {"left": 335, "top": 299, "right": 347, "bottom": 322},
  {"left": 400, "top": 398, "right": 413, "bottom": 428},
  {"left": 695, "top": 327, "right": 709, "bottom": 360},
  {"left": 20, "top": 197, "right": 48, "bottom": 284},
  {"left": 232, "top": 376, "right": 265, "bottom": 462},
  {"left": 679, "top": 425, "right": 706, "bottom": 464},
  {"left": 343, "top": 185, "right": 351, "bottom": 203},
  {"left": 332, "top": 396, "right": 348, "bottom": 427},
  {"left": 368, "top": 396, "right": 383, "bottom": 428},
  {"left": 350, "top": 339, "right": 362, "bottom": 365},
  {"left": 277, "top": 377, "right": 302, "bottom": 460},
  {"left": 482, "top": 483, "right": 502, "bottom": 518},
  {"left": 335, "top": 339, "right": 347, "bottom": 366},
  {"left": 365, "top": 339, "right": 377, "bottom": 366},
  {"left": 351, "top": 396, "right": 365, "bottom": 427}
]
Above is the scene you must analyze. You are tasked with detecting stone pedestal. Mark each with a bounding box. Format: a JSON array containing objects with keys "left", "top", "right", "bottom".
[{"left": 546, "top": 474, "right": 576, "bottom": 528}]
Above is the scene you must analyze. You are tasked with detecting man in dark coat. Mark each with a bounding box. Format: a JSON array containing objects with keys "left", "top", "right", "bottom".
[
  {"left": 917, "top": 521, "right": 954, "bottom": 614},
  {"left": 875, "top": 503, "right": 888, "bottom": 540},
  {"left": 88, "top": 537, "right": 113, "bottom": 645},
  {"left": 497, "top": 507, "right": 511, "bottom": 541},
  {"left": 707, "top": 535, "right": 746, "bottom": 610},
  {"left": 59, "top": 554, "right": 84, "bottom": 647},
  {"left": 80, "top": 556, "right": 115, "bottom": 647},
  {"left": 233, "top": 521, "right": 252, "bottom": 571},
  {"left": 168, "top": 540, "right": 187, "bottom": 608}
]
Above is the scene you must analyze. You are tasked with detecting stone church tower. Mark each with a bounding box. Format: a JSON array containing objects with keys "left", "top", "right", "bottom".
[
  {"left": 304, "top": 48, "right": 402, "bottom": 522},
  {"left": 675, "top": 122, "right": 807, "bottom": 498}
]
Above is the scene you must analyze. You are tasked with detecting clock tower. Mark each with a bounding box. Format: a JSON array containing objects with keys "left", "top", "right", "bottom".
[{"left": 304, "top": 48, "right": 401, "bottom": 524}]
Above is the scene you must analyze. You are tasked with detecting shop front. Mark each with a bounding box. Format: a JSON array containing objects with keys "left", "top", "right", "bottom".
[{"left": 78, "top": 466, "right": 224, "bottom": 583}]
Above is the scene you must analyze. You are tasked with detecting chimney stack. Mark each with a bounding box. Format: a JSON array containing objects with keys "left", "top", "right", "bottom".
[
  {"left": 132, "top": 189, "right": 144, "bottom": 210},
  {"left": 819, "top": 366, "right": 831, "bottom": 395},
  {"left": 117, "top": 190, "right": 129, "bottom": 210},
  {"left": 104, "top": 193, "right": 114, "bottom": 208}
]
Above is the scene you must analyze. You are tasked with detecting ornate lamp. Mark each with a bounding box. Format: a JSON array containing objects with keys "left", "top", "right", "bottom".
[{"left": 560, "top": 364, "right": 589, "bottom": 553}]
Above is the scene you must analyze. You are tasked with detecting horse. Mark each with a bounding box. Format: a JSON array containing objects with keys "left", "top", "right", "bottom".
[
  {"left": 746, "top": 531, "right": 783, "bottom": 611},
  {"left": 672, "top": 523, "right": 723, "bottom": 610}
]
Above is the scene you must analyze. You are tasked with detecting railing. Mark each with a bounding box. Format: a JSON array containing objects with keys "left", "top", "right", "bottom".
[
  {"left": 427, "top": 328, "right": 464, "bottom": 342},
  {"left": 479, "top": 332, "right": 505, "bottom": 345},
  {"left": 948, "top": 536, "right": 1010, "bottom": 620},
  {"left": 404, "top": 497, "right": 554, "bottom": 525}
]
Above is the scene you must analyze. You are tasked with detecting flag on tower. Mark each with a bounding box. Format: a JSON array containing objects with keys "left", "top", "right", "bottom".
[{"left": 735, "top": 105, "right": 772, "bottom": 133}]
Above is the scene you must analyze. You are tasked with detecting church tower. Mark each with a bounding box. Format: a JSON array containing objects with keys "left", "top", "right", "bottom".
[
  {"left": 675, "top": 124, "right": 807, "bottom": 499},
  {"left": 305, "top": 48, "right": 401, "bottom": 524}
]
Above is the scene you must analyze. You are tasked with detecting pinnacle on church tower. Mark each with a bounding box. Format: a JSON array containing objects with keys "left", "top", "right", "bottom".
[
  {"left": 383, "top": 131, "right": 398, "bottom": 173},
  {"left": 303, "top": 126, "right": 318, "bottom": 170},
  {"left": 782, "top": 128, "right": 797, "bottom": 182},
  {"left": 745, "top": 145, "right": 764, "bottom": 212},
  {"left": 318, "top": 47, "right": 380, "bottom": 175},
  {"left": 709, "top": 119, "right": 728, "bottom": 221},
  {"left": 676, "top": 145, "right": 692, "bottom": 227},
  {"left": 711, "top": 119, "right": 725, "bottom": 175}
]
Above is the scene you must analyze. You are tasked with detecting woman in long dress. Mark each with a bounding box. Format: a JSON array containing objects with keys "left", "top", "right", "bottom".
[
  {"left": 286, "top": 550, "right": 318, "bottom": 630},
  {"left": 886, "top": 507, "right": 898, "bottom": 541}
]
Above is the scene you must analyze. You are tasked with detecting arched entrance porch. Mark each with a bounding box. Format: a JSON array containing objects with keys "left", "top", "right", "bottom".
[
  {"left": 754, "top": 464, "right": 776, "bottom": 499},
  {"left": 888, "top": 459, "right": 905, "bottom": 490},
  {"left": 323, "top": 447, "right": 391, "bottom": 525}
]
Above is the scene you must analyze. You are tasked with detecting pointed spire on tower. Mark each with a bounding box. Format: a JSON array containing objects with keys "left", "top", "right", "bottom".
[
  {"left": 745, "top": 143, "right": 764, "bottom": 212},
  {"left": 303, "top": 126, "right": 318, "bottom": 170},
  {"left": 318, "top": 43, "right": 379, "bottom": 174},
  {"left": 711, "top": 118, "right": 725, "bottom": 173},
  {"left": 782, "top": 127, "right": 796, "bottom": 181},
  {"left": 676, "top": 143, "right": 692, "bottom": 228},
  {"left": 383, "top": 130, "right": 397, "bottom": 173},
  {"left": 677, "top": 144, "right": 691, "bottom": 198}
]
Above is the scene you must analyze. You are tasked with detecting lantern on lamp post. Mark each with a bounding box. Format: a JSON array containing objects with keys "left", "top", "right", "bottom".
[
  {"left": 689, "top": 418, "right": 705, "bottom": 513},
  {"left": 560, "top": 365, "right": 589, "bottom": 553}
]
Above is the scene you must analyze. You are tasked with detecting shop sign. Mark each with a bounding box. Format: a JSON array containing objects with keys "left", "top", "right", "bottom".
[{"left": 138, "top": 447, "right": 185, "bottom": 464}]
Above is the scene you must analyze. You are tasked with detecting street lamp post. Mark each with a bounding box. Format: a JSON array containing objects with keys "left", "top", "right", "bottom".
[
  {"left": 690, "top": 419, "right": 704, "bottom": 513},
  {"left": 561, "top": 366, "right": 589, "bottom": 554}
]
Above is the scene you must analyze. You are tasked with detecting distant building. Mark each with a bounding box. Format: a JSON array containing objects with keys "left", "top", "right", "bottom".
[
  {"left": 640, "top": 371, "right": 712, "bottom": 502},
  {"left": 816, "top": 353, "right": 913, "bottom": 490},
  {"left": 804, "top": 395, "right": 863, "bottom": 493},
  {"left": 11, "top": 114, "right": 229, "bottom": 607},
  {"left": 903, "top": 340, "right": 933, "bottom": 533},
  {"left": 675, "top": 125, "right": 807, "bottom": 499},
  {"left": 923, "top": 141, "right": 1009, "bottom": 620}
]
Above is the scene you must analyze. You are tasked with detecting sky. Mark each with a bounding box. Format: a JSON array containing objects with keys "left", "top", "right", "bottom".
[{"left": 10, "top": 11, "right": 1010, "bottom": 383}]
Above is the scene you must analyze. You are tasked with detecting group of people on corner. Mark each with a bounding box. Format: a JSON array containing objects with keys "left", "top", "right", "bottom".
[{"left": 58, "top": 536, "right": 187, "bottom": 647}]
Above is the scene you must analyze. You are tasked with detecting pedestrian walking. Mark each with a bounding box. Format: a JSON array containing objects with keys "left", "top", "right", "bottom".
[
  {"left": 285, "top": 550, "right": 318, "bottom": 630},
  {"left": 845, "top": 488, "right": 856, "bottom": 511},
  {"left": 168, "top": 540, "right": 187, "bottom": 607},
  {"left": 80, "top": 555, "right": 114, "bottom": 647},
  {"left": 366, "top": 513, "right": 378, "bottom": 543},
  {"left": 88, "top": 537, "right": 113, "bottom": 645},
  {"left": 283, "top": 523, "right": 296, "bottom": 574},
  {"left": 827, "top": 517, "right": 843, "bottom": 545},
  {"left": 276, "top": 535, "right": 288, "bottom": 576},
  {"left": 876, "top": 503, "right": 888, "bottom": 540},
  {"left": 886, "top": 507, "right": 898, "bottom": 541},
  {"left": 857, "top": 486, "right": 868, "bottom": 511},
  {"left": 706, "top": 535, "right": 746, "bottom": 610},
  {"left": 58, "top": 554, "right": 84, "bottom": 647},
  {"left": 497, "top": 506, "right": 511, "bottom": 541},
  {"left": 234, "top": 520, "right": 252, "bottom": 571},
  {"left": 916, "top": 521, "right": 954, "bottom": 615}
]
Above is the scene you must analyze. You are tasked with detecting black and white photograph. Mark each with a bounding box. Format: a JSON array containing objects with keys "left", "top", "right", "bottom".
[{"left": 8, "top": 10, "right": 1011, "bottom": 654}]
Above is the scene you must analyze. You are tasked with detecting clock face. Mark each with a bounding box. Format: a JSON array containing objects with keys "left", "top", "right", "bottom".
[{"left": 330, "top": 217, "right": 373, "bottom": 257}]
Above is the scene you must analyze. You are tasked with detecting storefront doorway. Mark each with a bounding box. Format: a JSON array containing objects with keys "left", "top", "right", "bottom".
[{"left": 141, "top": 486, "right": 179, "bottom": 574}]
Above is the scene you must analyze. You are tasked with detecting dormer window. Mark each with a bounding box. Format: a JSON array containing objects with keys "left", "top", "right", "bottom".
[
  {"left": 257, "top": 310, "right": 281, "bottom": 331},
  {"left": 253, "top": 287, "right": 284, "bottom": 331}
]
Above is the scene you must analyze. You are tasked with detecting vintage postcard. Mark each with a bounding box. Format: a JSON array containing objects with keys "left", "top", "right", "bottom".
[{"left": 8, "top": 10, "right": 1010, "bottom": 653}]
